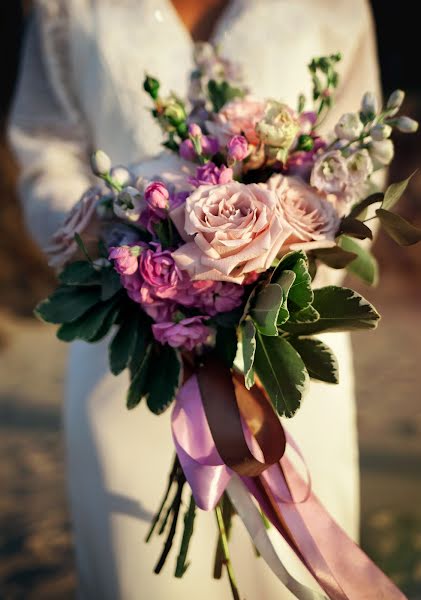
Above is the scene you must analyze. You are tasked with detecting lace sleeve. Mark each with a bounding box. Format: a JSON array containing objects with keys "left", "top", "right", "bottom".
[{"left": 8, "top": 1, "right": 94, "bottom": 251}]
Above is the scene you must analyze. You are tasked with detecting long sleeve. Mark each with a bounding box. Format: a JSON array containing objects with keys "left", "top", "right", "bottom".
[{"left": 8, "top": 6, "right": 94, "bottom": 250}]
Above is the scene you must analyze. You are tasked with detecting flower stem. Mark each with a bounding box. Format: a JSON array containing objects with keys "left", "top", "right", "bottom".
[{"left": 215, "top": 503, "right": 241, "bottom": 600}]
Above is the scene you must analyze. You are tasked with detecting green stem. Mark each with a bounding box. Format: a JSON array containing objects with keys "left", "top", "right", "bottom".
[
  {"left": 215, "top": 503, "right": 241, "bottom": 600},
  {"left": 103, "top": 173, "right": 123, "bottom": 192},
  {"left": 154, "top": 473, "right": 185, "bottom": 574},
  {"left": 145, "top": 455, "right": 179, "bottom": 542},
  {"left": 174, "top": 494, "right": 197, "bottom": 578}
]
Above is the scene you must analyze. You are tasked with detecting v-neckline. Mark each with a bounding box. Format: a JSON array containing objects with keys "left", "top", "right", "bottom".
[{"left": 164, "top": 0, "right": 239, "bottom": 46}]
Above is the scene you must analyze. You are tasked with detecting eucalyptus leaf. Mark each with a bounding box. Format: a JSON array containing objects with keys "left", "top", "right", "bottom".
[
  {"left": 254, "top": 333, "right": 309, "bottom": 417},
  {"left": 127, "top": 344, "right": 152, "bottom": 409},
  {"left": 339, "top": 236, "right": 379, "bottom": 285},
  {"left": 381, "top": 172, "right": 416, "bottom": 211},
  {"left": 311, "top": 245, "right": 357, "bottom": 269},
  {"left": 59, "top": 261, "right": 101, "bottom": 286},
  {"left": 376, "top": 209, "right": 421, "bottom": 246},
  {"left": 348, "top": 192, "right": 384, "bottom": 220},
  {"left": 241, "top": 319, "right": 256, "bottom": 389},
  {"left": 35, "top": 286, "right": 102, "bottom": 324},
  {"left": 338, "top": 217, "right": 373, "bottom": 240},
  {"left": 281, "top": 286, "right": 380, "bottom": 335},
  {"left": 288, "top": 337, "right": 339, "bottom": 384},
  {"left": 250, "top": 283, "right": 283, "bottom": 336},
  {"left": 57, "top": 297, "right": 118, "bottom": 342},
  {"left": 146, "top": 346, "right": 182, "bottom": 414}
]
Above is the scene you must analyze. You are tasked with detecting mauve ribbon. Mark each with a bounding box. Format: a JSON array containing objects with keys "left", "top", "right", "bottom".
[{"left": 171, "top": 362, "right": 406, "bottom": 600}]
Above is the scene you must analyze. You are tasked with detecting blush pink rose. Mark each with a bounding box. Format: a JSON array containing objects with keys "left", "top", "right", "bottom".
[
  {"left": 152, "top": 316, "right": 211, "bottom": 351},
  {"left": 267, "top": 174, "right": 340, "bottom": 251},
  {"left": 44, "top": 186, "right": 102, "bottom": 270},
  {"left": 171, "top": 181, "right": 292, "bottom": 283},
  {"left": 206, "top": 97, "right": 265, "bottom": 146}
]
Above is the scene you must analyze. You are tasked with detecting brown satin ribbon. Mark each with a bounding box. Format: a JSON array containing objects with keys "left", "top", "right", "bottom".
[{"left": 196, "top": 354, "right": 286, "bottom": 477}]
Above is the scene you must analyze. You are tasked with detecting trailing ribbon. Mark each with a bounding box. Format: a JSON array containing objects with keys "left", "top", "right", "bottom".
[{"left": 171, "top": 356, "right": 406, "bottom": 600}]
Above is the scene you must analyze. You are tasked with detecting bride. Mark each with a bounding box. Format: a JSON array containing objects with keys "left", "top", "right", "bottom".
[{"left": 10, "top": 1, "right": 381, "bottom": 598}]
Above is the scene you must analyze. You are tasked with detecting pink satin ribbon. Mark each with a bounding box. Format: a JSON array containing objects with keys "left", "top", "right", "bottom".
[{"left": 171, "top": 374, "right": 406, "bottom": 600}]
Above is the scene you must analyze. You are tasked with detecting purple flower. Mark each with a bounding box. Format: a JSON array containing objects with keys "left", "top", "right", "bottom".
[
  {"left": 179, "top": 135, "right": 219, "bottom": 161},
  {"left": 120, "top": 272, "right": 143, "bottom": 304},
  {"left": 139, "top": 245, "right": 190, "bottom": 300},
  {"left": 189, "top": 162, "right": 233, "bottom": 187},
  {"left": 227, "top": 135, "right": 249, "bottom": 162},
  {"left": 108, "top": 245, "right": 142, "bottom": 275},
  {"left": 194, "top": 281, "right": 244, "bottom": 316},
  {"left": 139, "top": 282, "right": 176, "bottom": 322},
  {"left": 152, "top": 316, "right": 211, "bottom": 351},
  {"left": 144, "top": 181, "right": 170, "bottom": 218},
  {"left": 170, "top": 190, "right": 190, "bottom": 209}
]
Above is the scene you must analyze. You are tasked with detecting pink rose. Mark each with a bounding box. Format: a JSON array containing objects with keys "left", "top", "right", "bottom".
[
  {"left": 171, "top": 181, "right": 292, "bottom": 283},
  {"left": 268, "top": 174, "right": 340, "bottom": 251},
  {"left": 152, "top": 316, "right": 211, "bottom": 351},
  {"left": 44, "top": 186, "right": 102, "bottom": 270},
  {"left": 139, "top": 245, "right": 190, "bottom": 301},
  {"left": 144, "top": 181, "right": 170, "bottom": 218},
  {"left": 206, "top": 97, "right": 265, "bottom": 146}
]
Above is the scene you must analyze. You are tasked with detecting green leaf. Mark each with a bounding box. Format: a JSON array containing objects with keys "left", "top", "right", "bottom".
[
  {"left": 288, "top": 305, "right": 320, "bottom": 324},
  {"left": 212, "top": 307, "right": 243, "bottom": 329},
  {"left": 254, "top": 334, "right": 309, "bottom": 417},
  {"left": 89, "top": 303, "right": 121, "bottom": 342},
  {"left": 311, "top": 245, "right": 357, "bottom": 269},
  {"left": 35, "top": 286, "right": 102, "bottom": 324},
  {"left": 74, "top": 232, "right": 93, "bottom": 262},
  {"left": 274, "top": 270, "right": 295, "bottom": 325},
  {"left": 376, "top": 209, "right": 421, "bottom": 246},
  {"left": 381, "top": 172, "right": 416, "bottom": 211},
  {"left": 109, "top": 311, "right": 141, "bottom": 375},
  {"left": 288, "top": 337, "right": 339, "bottom": 384},
  {"left": 59, "top": 261, "right": 101, "bottom": 286},
  {"left": 215, "top": 327, "right": 238, "bottom": 368},
  {"left": 348, "top": 192, "right": 384, "bottom": 220},
  {"left": 56, "top": 297, "right": 119, "bottom": 342},
  {"left": 250, "top": 283, "right": 284, "bottom": 336},
  {"left": 281, "top": 286, "right": 380, "bottom": 335},
  {"left": 338, "top": 217, "right": 373, "bottom": 240},
  {"left": 129, "top": 316, "right": 152, "bottom": 377},
  {"left": 146, "top": 346, "right": 182, "bottom": 414},
  {"left": 100, "top": 267, "right": 122, "bottom": 300},
  {"left": 339, "top": 236, "right": 379, "bottom": 285},
  {"left": 126, "top": 344, "right": 152, "bottom": 409},
  {"left": 273, "top": 251, "right": 313, "bottom": 311},
  {"left": 241, "top": 319, "right": 256, "bottom": 389},
  {"left": 207, "top": 79, "right": 244, "bottom": 112}
]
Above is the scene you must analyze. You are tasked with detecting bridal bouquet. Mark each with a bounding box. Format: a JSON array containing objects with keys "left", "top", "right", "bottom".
[{"left": 37, "top": 45, "right": 420, "bottom": 599}]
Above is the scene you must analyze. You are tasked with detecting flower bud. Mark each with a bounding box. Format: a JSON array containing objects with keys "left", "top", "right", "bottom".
[
  {"left": 367, "top": 139, "right": 394, "bottom": 168},
  {"left": 90, "top": 150, "right": 111, "bottom": 176},
  {"left": 188, "top": 123, "right": 202, "bottom": 138},
  {"left": 143, "top": 75, "right": 160, "bottom": 100},
  {"left": 114, "top": 186, "right": 145, "bottom": 222},
  {"left": 110, "top": 166, "right": 134, "bottom": 187},
  {"left": 227, "top": 135, "right": 249, "bottom": 161},
  {"left": 386, "top": 89, "right": 405, "bottom": 115},
  {"left": 395, "top": 116, "right": 419, "bottom": 133},
  {"left": 370, "top": 123, "right": 392, "bottom": 141},
  {"left": 144, "top": 181, "right": 170, "bottom": 217},
  {"left": 361, "top": 92, "right": 378, "bottom": 118},
  {"left": 334, "top": 112, "right": 363, "bottom": 140},
  {"left": 164, "top": 100, "right": 187, "bottom": 126},
  {"left": 296, "top": 134, "right": 314, "bottom": 151}
]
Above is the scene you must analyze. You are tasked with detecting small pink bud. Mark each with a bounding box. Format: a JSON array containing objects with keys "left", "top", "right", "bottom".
[
  {"left": 227, "top": 135, "right": 249, "bottom": 162},
  {"left": 188, "top": 123, "right": 202, "bottom": 138}
]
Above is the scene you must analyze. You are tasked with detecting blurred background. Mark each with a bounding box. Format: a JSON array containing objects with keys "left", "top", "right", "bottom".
[{"left": 0, "top": 2, "right": 420, "bottom": 598}]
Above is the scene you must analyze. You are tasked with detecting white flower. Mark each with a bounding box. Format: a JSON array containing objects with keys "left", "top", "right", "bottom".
[
  {"left": 368, "top": 140, "right": 394, "bottom": 168},
  {"left": 370, "top": 124, "right": 392, "bottom": 141},
  {"left": 361, "top": 92, "right": 378, "bottom": 117},
  {"left": 113, "top": 186, "right": 145, "bottom": 222},
  {"left": 395, "top": 116, "right": 419, "bottom": 133},
  {"left": 347, "top": 149, "right": 373, "bottom": 186},
  {"left": 334, "top": 113, "right": 363, "bottom": 140},
  {"left": 255, "top": 100, "right": 299, "bottom": 157},
  {"left": 310, "top": 150, "right": 348, "bottom": 194},
  {"left": 386, "top": 90, "right": 405, "bottom": 115},
  {"left": 90, "top": 150, "right": 111, "bottom": 176}
]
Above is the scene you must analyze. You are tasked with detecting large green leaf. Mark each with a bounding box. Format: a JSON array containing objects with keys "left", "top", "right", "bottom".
[
  {"left": 89, "top": 303, "right": 121, "bottom": 342},
  {"left": 281, "top": 286, "right": 380, "bottom": 335},
  {"left": 58, "top": 261, "right": 101, "bottom": 286},
  {"left": 275, "top": 270, "right": 296, "bottom": 325},
  {"left": 127, "top": 344, "right": 152, "bottom": 409},
  {"left": 57, "top": 297, "right": 118, "bottom": 342},
  {"left": 254, "top": 333, "right": 309, "bottom": 417},
  {"left": 35, "top": 286, "right": 102, "bottom": 324},
  {"left": 287, "top": 305, "right": 320, "bottom": 324},
  {"left": 250, "top": 283, "right": 284, "bottom": 336},
  {"left": 273, "top": 251, "right": 313, "bottom": 311},
  {"left": 381, "top": 173, "right": 415, "bottom": 211},
  {"left": 339, "top": 236, "right": 379, "bottom": 285},
  {"left": 241, "top": 319, "right": 256, "bottom": 389},
  {"left": 100, "top": 268, "right": 122, "bottom": 300},
  {"left": 146, "top": 345, "right": 182, "bottom": 414},
  {"left": 311, "top": 245, "right": 357, "bottom": 269},
  {"left": 215, "top": 327, "right": 238, "bottom": 367},
  {"left": 376, "top": 209, "right": 421, "bottom": 246},
  {"left": 288, "top": 337, "right": 339, "bottom": 384},
  {"left": 129, "top": 317, "right": 152, "bottom": 377},
  {"left": 109, "top": 311, "right": 142, "bottom": 375}
]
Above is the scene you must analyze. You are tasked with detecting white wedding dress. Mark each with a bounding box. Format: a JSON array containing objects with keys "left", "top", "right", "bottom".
[{"left": 10, "top": 1, "right": 382, "bottom": 598}]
